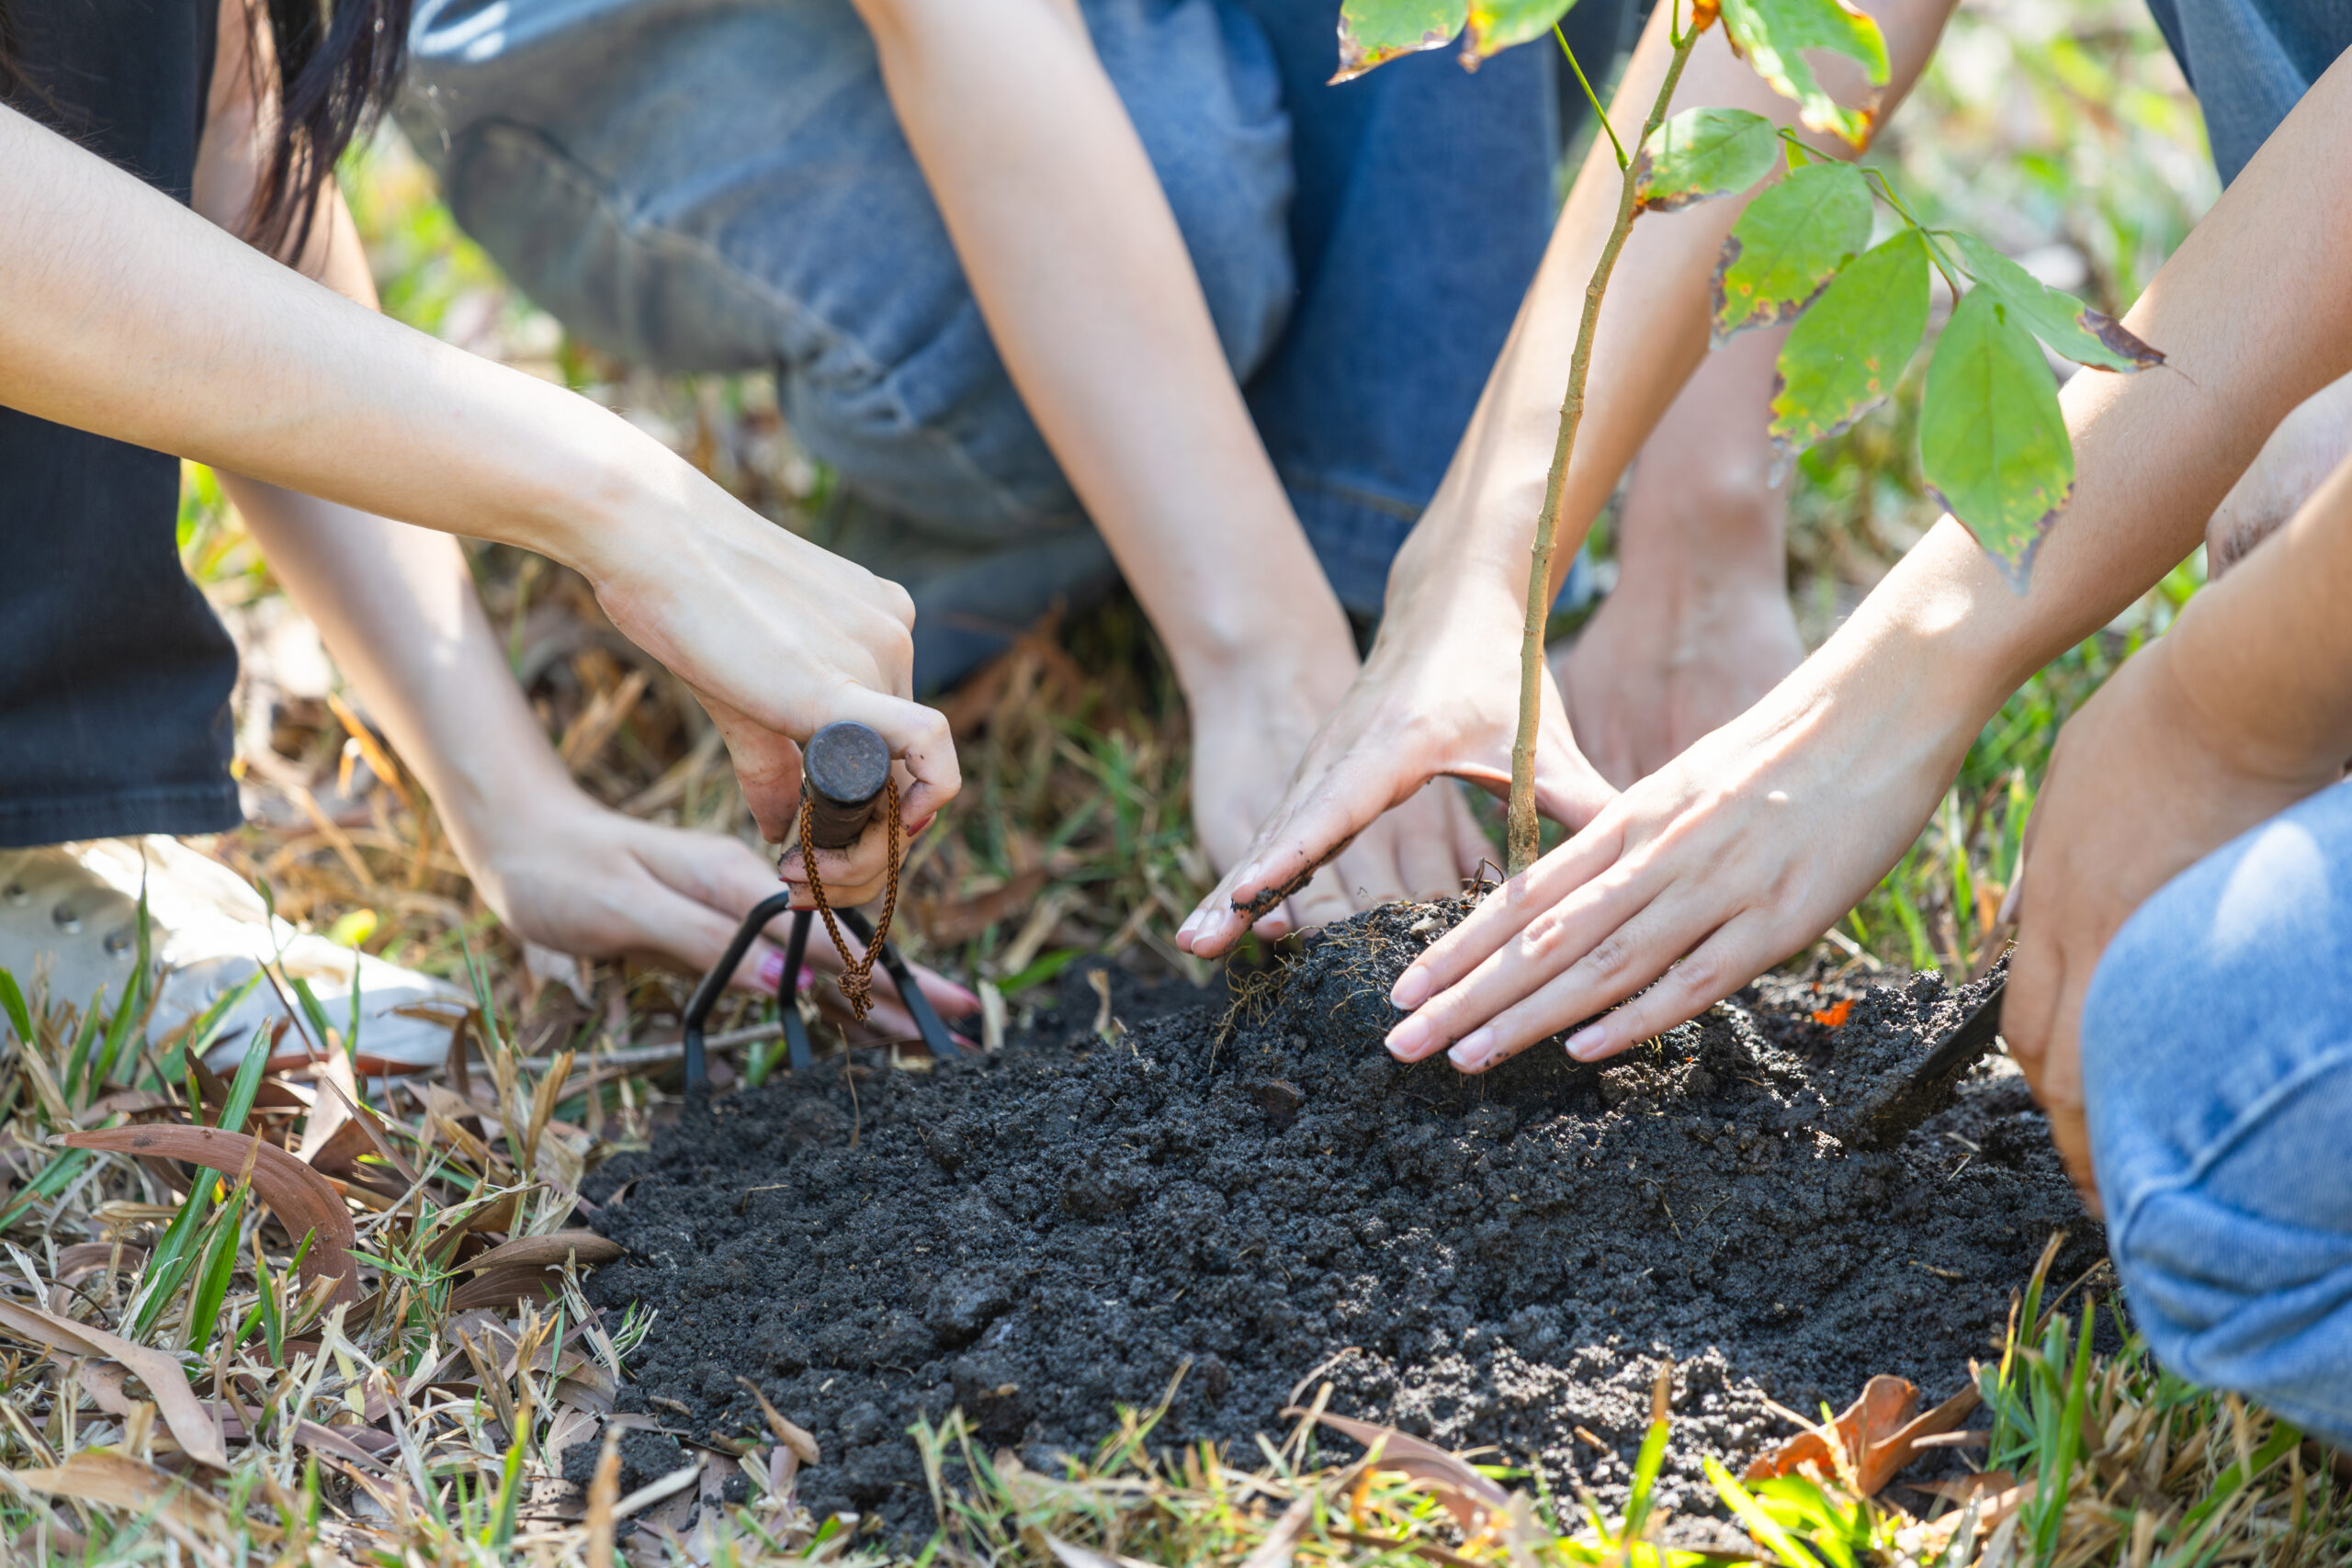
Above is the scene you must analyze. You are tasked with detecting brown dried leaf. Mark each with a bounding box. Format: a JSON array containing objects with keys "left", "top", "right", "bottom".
[
  {"left": 10, "top": 1450, "right": 232, "bottom": 1541},
  {"left": 0, "top": 1300, "right": 228, "bottom": 1469},
  {"left": 460, "top": 1230, "right": 622, "bottom": 1273},
  {"left": 1746, "top": 1374, "right": 1976, "bottom": 1494},
  {"left": 735, "top": 1375, "right": 821, "bottom": 1466},
  {"left": 447, "top": 1263, "right": 564, "bottom": 1314},
  {"left": 64, "top": 1124, "right": 359, "bottom": 1306},
  {"left": 1287, "top": 1407, "right": 1507, "bottom": 1533}
]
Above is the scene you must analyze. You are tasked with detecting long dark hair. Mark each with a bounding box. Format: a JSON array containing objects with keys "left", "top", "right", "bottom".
[
  {"left": 241, "top": 0, "right": 413, "bottom": 256},
  {"left": 0, "top": 0, "right": 410, "bottom": 259}
]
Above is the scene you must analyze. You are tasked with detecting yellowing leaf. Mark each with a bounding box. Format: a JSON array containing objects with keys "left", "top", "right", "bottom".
[
  {"left": 1334, "top": 0, "right": 1464, "bottom": 83},
  {"left": 1769, "top": 227, "right": 1931, "bottom": 456},
  {"left": 1464, "top": 0, "right": 1582, "bottom": 64},
  {"left": 1944, "top": 232, "right": 2164, "bottom": 374},
  {"left": 1920, "top": 288, "right": 2075, "bottom": 590},
  {"left": 1712, "top": 162, "right": 1872, "bottom": 343},
  {"left": 1635, "top": 107, "right": 1781, "bottom": 213},
  {"left": 1719, "top": 0, "right": 1889, "bottom": 146}
]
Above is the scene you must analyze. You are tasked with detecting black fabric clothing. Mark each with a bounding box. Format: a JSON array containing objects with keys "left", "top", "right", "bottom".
[{"left": 0, "top": 0, "right": 243, "bottom": 846}]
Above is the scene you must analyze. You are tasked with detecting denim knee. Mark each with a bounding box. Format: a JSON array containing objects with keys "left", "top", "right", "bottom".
[
  {"left": 2081, "top": 780, "right": 2352, "bottom": 1445},
  {"left": 401, "top": 0, "right": 1294, "bottom": 541}
]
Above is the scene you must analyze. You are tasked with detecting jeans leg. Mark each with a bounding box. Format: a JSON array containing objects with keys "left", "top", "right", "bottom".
[
  {"left": 2081, "top": 778, "right": 2352, "bottom": 1446},
  {"left": 400, "top": 0, "right": 1296, "bottom": 688},
  {"left": 1225, "top": 0, "right": 1636, "bottom": 615}
]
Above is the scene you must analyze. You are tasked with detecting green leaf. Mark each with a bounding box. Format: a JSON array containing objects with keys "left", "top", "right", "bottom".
[
  {"left": 0, "top": 1148, "right": 91, "bottom": 1234},
  {"left": 1634, "top": 107, "right": 1780, "bottom": 213},
  {"left": 130, "top": 1181, "right": 215, "bottom": 1338},
  {"left": 0, "top": 969, "right": 34, "bottom": 1045},
  {"left": 1718, "top": 0, "right": 1889, "bottom": 146},
  {"left": 1334, "top": 0, "right": 1464, "bottom": 82},
  {"left": 1769, "top": 227, "right": 1931, "bottom": 456},
  {"left": 1944, "top": 231, "right": 2163, "bottom": 373},
  {"left": 1464, "top": 0, "right": 1579, "bottom": 62},
  {"left": 218, "top": 1021, "right": 275, "bottom": 1133},
  {"left": 1712, "top": 162, "right": 1872, "bottom": 343},
  {"left": 184, "top": 1185, "right": 246, "bottom": 1348},
  {"left": 1920, "top": 287, "right": 2075, "bottom": 590}
]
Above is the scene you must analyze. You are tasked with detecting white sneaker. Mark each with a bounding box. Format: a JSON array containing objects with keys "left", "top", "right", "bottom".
[{"left": 0, "top": 837, "right": 469, "bottom": 1073}]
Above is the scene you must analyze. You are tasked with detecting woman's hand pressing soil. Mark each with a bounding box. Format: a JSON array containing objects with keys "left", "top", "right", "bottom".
[
  {"left": 1377, "top": 630, "right": 1980, "bottom": 1074},
  {"left": 1177, "top": 584, "right": 1614, "bottom": 957}
]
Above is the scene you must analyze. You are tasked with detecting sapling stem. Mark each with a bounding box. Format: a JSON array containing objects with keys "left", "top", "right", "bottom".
[{"left": 1505, "top": 25, "right": 1704, "bottom": 874}]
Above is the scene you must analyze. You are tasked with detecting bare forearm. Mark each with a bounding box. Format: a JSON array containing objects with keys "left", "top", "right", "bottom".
[
  {"left": 854, "top": 0, "right": 1351, "bottom": 682},
  {"left": 0, "top": 104, "right": 690, "bottom": 579},
  {"left": 1390, "top": 0, "right": 1953, "bottom": 622}
]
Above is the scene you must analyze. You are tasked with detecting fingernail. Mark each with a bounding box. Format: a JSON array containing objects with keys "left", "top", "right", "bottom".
[
  {"left": 1390, "top": 967, "right": 1430, "bottom": 1010},
  {"left": 1447, "top": 1027, "right": 1497, "bottom": 1070},
  {"left": 944, "top": 980, "right": 980, "bottom": 1009},
  {"left": 1385, "top": 1017, "right": 1430, "bottom": 1058},
  {"left": 1177, "top": 912, "right": 1202, "bottom": 942},
  {"left": 756, "top": 951, "right": 786, "bottom": 989},
  {"left": 1566, "top": 1023, "right": 1609, "bottom": 1061}
]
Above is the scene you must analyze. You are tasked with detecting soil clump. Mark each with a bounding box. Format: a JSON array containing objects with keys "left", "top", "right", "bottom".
[{"left": 581, "top": 903, "right": 2098, "bottom": 1534}]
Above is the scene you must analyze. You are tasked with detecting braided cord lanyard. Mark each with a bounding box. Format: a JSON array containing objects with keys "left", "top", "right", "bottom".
[{"left": 798, "top": 778, "right": 901, "bottom": 1021}]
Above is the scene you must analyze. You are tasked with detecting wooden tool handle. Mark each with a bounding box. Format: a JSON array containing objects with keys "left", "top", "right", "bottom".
[{"left": 802, "top": 721, "right": 891, "bottom": 851}]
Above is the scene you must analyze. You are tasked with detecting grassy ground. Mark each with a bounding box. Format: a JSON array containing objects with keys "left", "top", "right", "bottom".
[{"left": 9, "top": 3, "right": 2339, "bottom": 1562}]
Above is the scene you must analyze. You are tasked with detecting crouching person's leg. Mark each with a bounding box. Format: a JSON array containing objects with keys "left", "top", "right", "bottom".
[
  {"left": 2081, "top": 778, "right": 2352, "bottom": 1449},
  {"left": 399, "top": 0, "right": 1294, "bottom": 691}
]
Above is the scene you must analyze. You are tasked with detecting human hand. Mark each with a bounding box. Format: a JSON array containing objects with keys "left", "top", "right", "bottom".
[
  {"left": 1186, "top": 652, "right": 1496, "bottom": 941},
  {"left": 579, "top": 479, "right": 957, "bottom": 891},
  {"left": 469, "top": 793, "right": 978, "bottom": 1039},
  {"left": 1379, "top": 646, "right": 1975, "bottom": 1073},
  {"left": 1176, "top": 586, "right": 1615, "bottom": 958},
  {"left": 2003, "top": 637, "right": 2331, "bottom": 1205}
]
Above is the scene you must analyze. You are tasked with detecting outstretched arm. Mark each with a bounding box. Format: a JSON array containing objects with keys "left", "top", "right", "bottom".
[
  {"left": 1385, "top": 51, "right": 2352, "bottom": 1073},
  {"left": 0, "top": 98, "right": 954, "bottom": 872},
  {"left": 853, "top": 0, "right": 1490, "bottom": 932},
  {"left": 1180, "top": 0, "right": 1956, "bottom": 955}
]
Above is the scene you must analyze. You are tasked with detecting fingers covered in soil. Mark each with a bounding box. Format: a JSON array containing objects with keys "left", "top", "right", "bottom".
[{"left": 581, "top": 905, "right": 2095, "bottom": 1538}]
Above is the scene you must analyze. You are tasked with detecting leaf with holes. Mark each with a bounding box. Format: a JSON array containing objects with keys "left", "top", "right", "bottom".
[
  {"left": 1944, "top": 232, "right": 2163, "bottom": 373},
  {"left": 65, "top": 1124, "right": 361, "bottom": 1306},
  {"left": 1770, "top": 227, "right": 1930, "bottom": 455},
  {"left": 1719, "top": 0, "right": 1889, "bottom": 146},
  {"left": 1920, "top": 288, "right": 2074, "bottom": 589},
  {"left": 1464, "top": 0, "right": 1580, "bottom": 63},
  {"left": 1334, "top": 0, "right": 1464, "bottom": 82},
  {"left": 1712, "top": 162, "right": 1871, "bottom": 343},
  {"left": 1635, "top": 107, "right": 1781, "bottom": 212}
]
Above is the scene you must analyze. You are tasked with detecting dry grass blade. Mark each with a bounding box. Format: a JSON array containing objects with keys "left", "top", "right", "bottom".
[
  {"left": 62, "top": 1124, "right": 360, "bottom": 1306},
  {"left": 611, "top": 1458, "right": 704, "bottom": 1519},
  {"left": 1283, "top": 1406, "right": 1506, "bottom": 1533},
  {"left": 586, "top": 1426, "right": 623, "bottom": 1568},
  {"left": 1046, "top": 1536, "right": 1158, "bottom": 1568},
  {"left": 0, "top": 1300, "right": 229, "bottom": 1469},
  {"left": 459, "top": 1230, "right": 622, "bottom": 1272},
  {"left": 1236, "top": 1490, "right": 1316, "bottom": 1568}
]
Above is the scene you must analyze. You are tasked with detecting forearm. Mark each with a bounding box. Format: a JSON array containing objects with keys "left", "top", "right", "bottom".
[
  {"left": 853, "top": 0, "right": 1351, "bottom": 684},
  {"left": 0, "top": 104, "right": 696, "bottom": 581},
  {"left": 1389, "top": 0, "right": 1953, "bottom": 625}
]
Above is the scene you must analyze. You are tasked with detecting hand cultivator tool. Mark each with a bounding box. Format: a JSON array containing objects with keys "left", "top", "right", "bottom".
[{"left": 681, "top": 721, "right": 961, "bottom": 1089}]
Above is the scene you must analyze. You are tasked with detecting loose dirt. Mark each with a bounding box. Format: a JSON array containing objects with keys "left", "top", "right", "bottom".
[{"left": 582, "top": 902, "right": 2098, "bottom": 1533}]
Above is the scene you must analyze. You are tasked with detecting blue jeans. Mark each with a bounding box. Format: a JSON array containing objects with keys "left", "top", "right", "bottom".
[
  {"left": 2145, "top": 0, "right": 2348, "bottom": 184},
  {"left": 398, "top": 0, "right": 1624, "bottom": 686},
  {"left": 2081, "top": 778, "right": 2352, "bottom": 1448}
]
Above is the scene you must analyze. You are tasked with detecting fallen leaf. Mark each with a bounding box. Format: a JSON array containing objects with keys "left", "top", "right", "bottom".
[
  {"left": 1746, "top": 1375, "right": 1980, "bottom": 1494},
  {"left": 9, "top": 1450, "right": 231, "bottom": 1544},
  {"left": 459, "top": 1231, "right": 622, "bottom": 1273},
  {"left": 0, "top": 1300, "right": 227, "bottom": 1468},
  {"left": 1811, "top": 998, "right": 1856, "bottom": 1029},
  {"left": 446, "top": 1263, "right": 565, "bottom": 1314},
  {"left": 736, "top": 1376, "right": 821, "bottom": 1466},
  {"left": 65, "top": 1124, "right": 359, "bottom": 1307},
  {"left": 1287, "top": 1407, "right": 1506, "bottom": 1533}
]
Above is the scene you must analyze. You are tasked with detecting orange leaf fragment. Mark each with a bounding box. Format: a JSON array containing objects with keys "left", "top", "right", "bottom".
[
  {"left": 1746, "top": 1375, "right": 1981, "bottom": 1495},
  {"left": 1811, "top": 998, "right": 1855, "bottom": 1029}
]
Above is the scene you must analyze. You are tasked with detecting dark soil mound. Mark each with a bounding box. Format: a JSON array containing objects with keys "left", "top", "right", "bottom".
[{"left": 582, "top": 903, "right": 2097, "bottom": 1534}]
